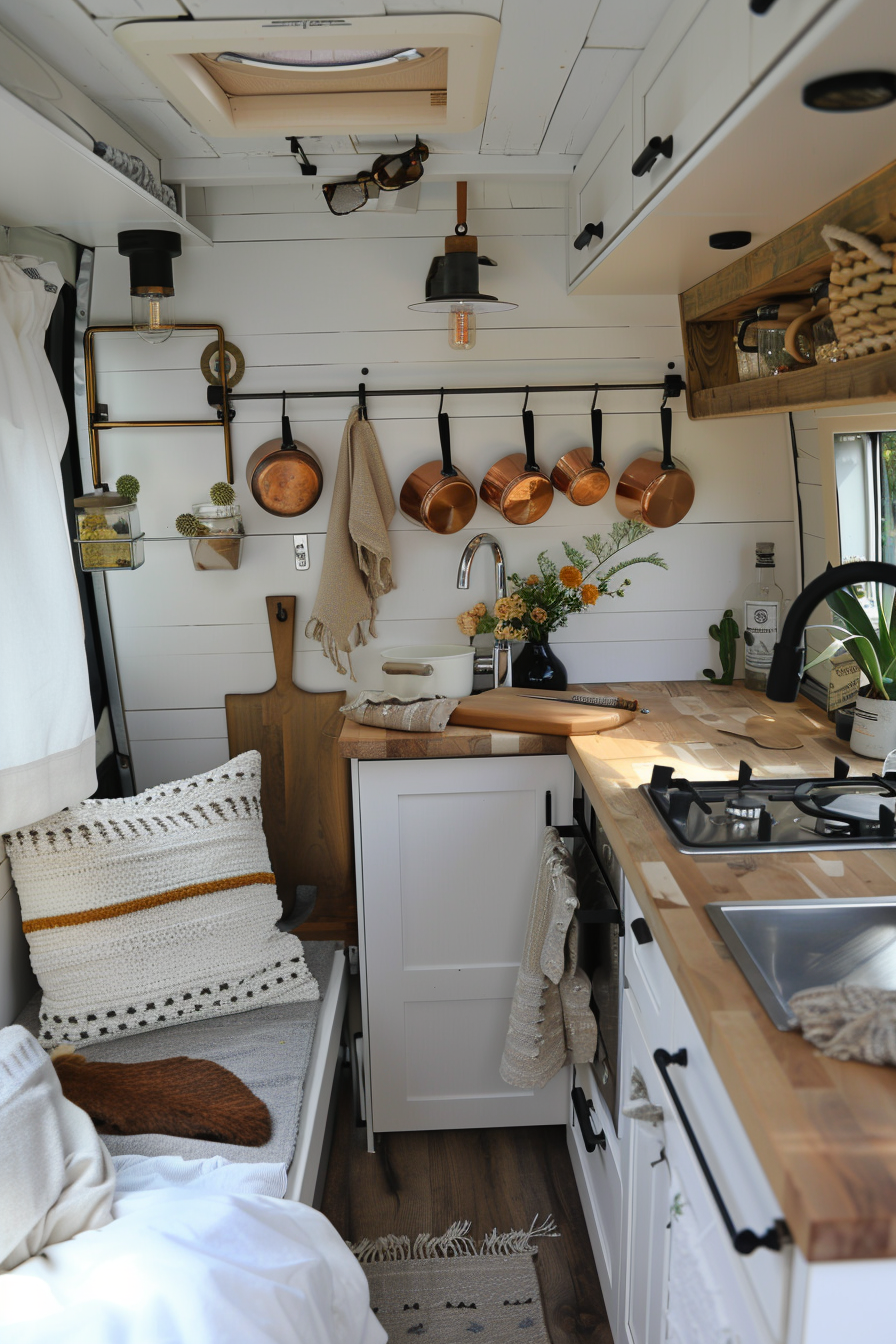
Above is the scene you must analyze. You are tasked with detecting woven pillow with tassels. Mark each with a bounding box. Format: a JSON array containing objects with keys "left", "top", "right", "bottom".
[{"left": 3, "top": 751, "right": 318, "bottom": 1050}]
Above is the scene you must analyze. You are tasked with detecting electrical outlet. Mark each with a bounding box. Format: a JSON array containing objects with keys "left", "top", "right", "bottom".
[{"left": 294, "top": 534, "right": 309, "bottom": 571}]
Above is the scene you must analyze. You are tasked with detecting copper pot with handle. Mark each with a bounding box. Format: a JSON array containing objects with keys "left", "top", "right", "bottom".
[
  {"left": 399, "top": 396, "right": 478, "bottom": 534},
  {"left": 246, "top": 399, "right": 323, "bottom": 517},
  {"left": 551, "top": 388, "right": 610, "bottom": 506},
  {"left": 615, "top": 403, "right": 694, "bottom": 528},
  {"left": 479, "top": 395, "right": 553, "bottom": 525}
]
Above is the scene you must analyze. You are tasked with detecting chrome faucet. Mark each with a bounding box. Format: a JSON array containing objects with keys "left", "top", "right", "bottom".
[{"left": 457, "top": 532, "right": 510, "bottom": 690}]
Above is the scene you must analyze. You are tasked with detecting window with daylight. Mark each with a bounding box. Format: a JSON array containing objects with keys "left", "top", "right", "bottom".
[{"left": 834, "top": 430, "right": 896, "bottom": 615}]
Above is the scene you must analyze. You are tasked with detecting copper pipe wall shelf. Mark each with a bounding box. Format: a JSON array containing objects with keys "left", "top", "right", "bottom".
[{"left": 84, "top": 322, "right": 234, "bottom": 488}]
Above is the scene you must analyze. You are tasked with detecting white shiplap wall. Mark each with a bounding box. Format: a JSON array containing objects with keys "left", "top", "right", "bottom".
[{"left": 88, "top": 179, "right": 797, "bottom": 789}]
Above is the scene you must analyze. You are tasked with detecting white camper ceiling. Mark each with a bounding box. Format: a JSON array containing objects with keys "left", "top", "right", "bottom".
[{"left": 0, "top": 0, "right": 675, "bottom": 183}]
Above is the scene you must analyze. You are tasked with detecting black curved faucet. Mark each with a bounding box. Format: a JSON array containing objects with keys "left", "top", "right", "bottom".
[{"left": 767, "top": 560, "right": 896, "bottom": 701}]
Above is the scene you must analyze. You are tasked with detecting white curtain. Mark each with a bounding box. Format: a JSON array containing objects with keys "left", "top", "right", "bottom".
[{"left": 0, "top": 256, "right": 96, "bottom": 833}]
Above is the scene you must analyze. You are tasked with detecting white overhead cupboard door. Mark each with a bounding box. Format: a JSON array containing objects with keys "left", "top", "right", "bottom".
[
  {"left": 567, "top": 77, "right": 635, "bottom": 286},
  {"left": 356, "top": 755, "right": 573, "bottom": 1133},
  {"left": 748, "top": 0, "right": 837, "bottom": 83},
  {"left": 631, "top": 0, "right": 751, "bottom": 211}
]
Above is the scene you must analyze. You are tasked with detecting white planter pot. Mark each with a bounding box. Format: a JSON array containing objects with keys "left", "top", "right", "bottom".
[{"left": 849, "top": 695, "right": 896, "bottom": 759}]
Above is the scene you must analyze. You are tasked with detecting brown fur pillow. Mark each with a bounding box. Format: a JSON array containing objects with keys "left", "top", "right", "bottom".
[{"left": 51, "top": 1049, "right": 271, "bottom": 1146}]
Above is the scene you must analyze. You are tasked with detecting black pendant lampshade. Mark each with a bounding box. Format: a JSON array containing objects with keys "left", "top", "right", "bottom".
[{"left": 118, "top": 229, "right": 182, "bottom": 344}]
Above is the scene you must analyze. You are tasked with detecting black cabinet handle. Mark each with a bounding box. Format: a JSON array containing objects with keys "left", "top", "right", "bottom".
[
  {"left": 654, "top": 1049, "right": 790, "bottom": 1255},
  {"left": 749, "top": 0, "right": 778, "bottom": 12},
  {"left": 574, "top": 221, "right": 604, "bottom": 251},
  {"left": 632, "top": 135, "right": 673, "bottom": 178},
  {"left": 572, "top": 1085, "right": 607, "bottom": 1153},
  {"left": 631, "top": 917, "right": 653, "bottom": 945}
]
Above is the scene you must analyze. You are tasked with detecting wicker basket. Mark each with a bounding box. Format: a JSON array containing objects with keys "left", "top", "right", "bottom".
[{"left": 823, "top": 223, "right": 896, "bottom": 359}]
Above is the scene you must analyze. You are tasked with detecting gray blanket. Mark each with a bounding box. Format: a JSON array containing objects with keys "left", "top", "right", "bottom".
[{"left": 17, "top": 942, "right": 336, "bottom": 1167}]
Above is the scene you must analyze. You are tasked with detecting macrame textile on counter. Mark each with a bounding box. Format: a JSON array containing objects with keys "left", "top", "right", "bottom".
[
  {"left": 0, "top": 257, "right": 96, "bottom": 832},
  {"left": 340, "top": 690, "right": 460, "bottom": 733}
]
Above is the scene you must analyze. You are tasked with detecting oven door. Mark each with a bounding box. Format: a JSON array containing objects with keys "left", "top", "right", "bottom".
[{"left": 570, "top": 798, "right": 623, "bottom": 1133}]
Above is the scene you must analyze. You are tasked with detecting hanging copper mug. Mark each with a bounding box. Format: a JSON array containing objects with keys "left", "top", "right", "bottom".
[
  {"left": 399, "top": 394, "right": 478, "bottom": 534},
  {"left": 479, "top": 393, "right": 553, "bottom": 525},
  {"left": 551, "top": 387, "right": 610, "bottom": 506}
]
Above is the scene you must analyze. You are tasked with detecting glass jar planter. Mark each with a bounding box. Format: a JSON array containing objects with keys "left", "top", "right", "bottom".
[
  {"left": 189, "top": 502, "right": 243, "bottom": 571},
  {"left": 73, "top": 490, "right": 145, "bottom": 571}
]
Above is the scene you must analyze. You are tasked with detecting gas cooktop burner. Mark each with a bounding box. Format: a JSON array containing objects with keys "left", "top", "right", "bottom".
[{"left": 642, "top": 757, "right": 896, "bottom": 853}]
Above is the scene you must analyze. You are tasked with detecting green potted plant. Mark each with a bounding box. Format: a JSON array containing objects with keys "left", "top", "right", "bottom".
[
  {"left": 456, "top": 521, "right": 668, "bottom": 690},
  {"left": 804, "top": 581, "right": 896, "bottom": 758}
]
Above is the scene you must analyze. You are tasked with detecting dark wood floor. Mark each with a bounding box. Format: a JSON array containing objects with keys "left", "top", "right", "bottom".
[{"left": 320, "top": 1075, "right": 613, "bottom": 1343}]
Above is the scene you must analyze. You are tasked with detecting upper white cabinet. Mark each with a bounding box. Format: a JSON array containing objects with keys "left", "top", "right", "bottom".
[
  {"left": 354, "top": 754, "right": 574, "bottom": 1135},
  {"left": 748, "top": 0, "right": 836, "bottom": 82},
  {"left": 567, "top": 76, "right": 634, "bottom": 286},
  {"left": 631, "top": 0, "right": 750, "bottom": 211}
]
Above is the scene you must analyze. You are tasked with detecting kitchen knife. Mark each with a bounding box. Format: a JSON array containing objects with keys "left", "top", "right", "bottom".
[{"left": 513, "top": 692, "right": 649, "bottom": 713}]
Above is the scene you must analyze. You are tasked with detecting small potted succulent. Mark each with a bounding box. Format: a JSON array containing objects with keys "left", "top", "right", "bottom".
[
  {"left": 175, "top": 481, "right": 244, "bottom": 571},
  {"left": 804, "top": 582, "right": 896, "bottom": 757}
]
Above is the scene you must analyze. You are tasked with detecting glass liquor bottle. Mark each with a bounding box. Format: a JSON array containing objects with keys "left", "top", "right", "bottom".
[{"left": 743, "top": 542, "right": 784, "bottom": 692}]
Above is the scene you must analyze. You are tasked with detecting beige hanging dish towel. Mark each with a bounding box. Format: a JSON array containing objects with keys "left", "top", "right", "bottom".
[{"left": 305, "top": 405, "right": 395, "bottom": 677}]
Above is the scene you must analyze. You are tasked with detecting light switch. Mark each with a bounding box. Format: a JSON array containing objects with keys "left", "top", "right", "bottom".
[{"left": 294, "top": 534, "right": 309, "bottom": 571}]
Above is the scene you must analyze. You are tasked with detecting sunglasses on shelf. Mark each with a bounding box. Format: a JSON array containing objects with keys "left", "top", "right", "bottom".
[{"left": 322, "top": 137, "right": 429, "bottom": 216}]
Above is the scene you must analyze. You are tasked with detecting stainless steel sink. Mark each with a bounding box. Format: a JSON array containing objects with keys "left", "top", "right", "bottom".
[{"left": 705, "top": 897, "right": 896, "bottom": 1030}]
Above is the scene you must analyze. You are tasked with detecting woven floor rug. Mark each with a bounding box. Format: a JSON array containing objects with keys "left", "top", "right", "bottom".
[{"left": 350, "top": 1219, "right": 556, "bottom": 1343}]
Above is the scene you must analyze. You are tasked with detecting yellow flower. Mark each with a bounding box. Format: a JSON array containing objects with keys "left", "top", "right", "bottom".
[
  {"left": 559, "top": 565, "right": 582, "bottom": 589},
  {"left": 581, "top": 584, "right": 600, "bottom": 606},
  {"left": 531, "top": 606, "right": 548, "bottom": 624},
  {"left": 494, "top": 596, "right": 515, "bottom": 619},
  {"left": 472, "top": 602, "right": 487, "bottom": 617},
  {"left": 494, "top": 621, "right": 526, "bottom": 642},
  {"left": 525, "top": 574, "right": 540, "bottom": 586},
  {"left": 456, "top": 612, "right": 479, "bottom": 637}
]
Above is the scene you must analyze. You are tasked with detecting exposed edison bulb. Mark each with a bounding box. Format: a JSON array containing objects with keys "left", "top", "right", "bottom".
[
  {"left": 448, "top": 305, "right": 476, "bottom": 351},
  {"left": 131, "top": 290, "right": 175, "bottom": 344}
]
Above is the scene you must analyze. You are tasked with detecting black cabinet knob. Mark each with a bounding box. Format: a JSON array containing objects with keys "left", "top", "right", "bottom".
[
  {"left": 632, "top": 134, "right": 673, "bottom": 178},
  {"left": 574, "top": 221, "right": 604, "bottom": 251},
  {"left": 571, "top": 1085, "right": 607, "bottom": 1152},
  {"left": 631, "top": 917, "right": 653, "bottom": 945},
  {"left": 749, "top": 0, "right": 778, "bottom": 12}
]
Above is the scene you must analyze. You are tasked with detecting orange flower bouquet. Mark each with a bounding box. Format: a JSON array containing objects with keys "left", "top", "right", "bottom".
[{"left": 456, "top": 520, "right": 667, "bottom": 644}]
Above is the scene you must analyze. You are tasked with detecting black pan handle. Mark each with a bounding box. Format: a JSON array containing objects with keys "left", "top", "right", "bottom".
[
  {"left": 632, "top": 134, "right": 673, "bottom": 177},
  {"left": 590, "top": 406, "right": 605, "bottom": 470},
  {"left": 438, "top": 410, "right": 458, "bottom": 478},
  {"left": 571, "top": 1085, "right": 607, "bottom": 1153},
  {"left": 574, "top": 221, "right": 604, "bottom": 251},
  {"left": 281, "top": 412, "right": 295, "bottom": 451},
  {"left": 660, "top": 404, "right": 674, "bottom": 471},
  {"left": 522, "top": 408, "right": 540, "bottom": 474},
  {"left": 654, "top": 1048, "right": 790, "bottom": 1255}
]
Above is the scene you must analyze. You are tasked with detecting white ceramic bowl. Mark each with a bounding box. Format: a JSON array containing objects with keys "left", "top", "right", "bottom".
[{"left": 380, "top": 644, "right": 474, "bottom": 699}]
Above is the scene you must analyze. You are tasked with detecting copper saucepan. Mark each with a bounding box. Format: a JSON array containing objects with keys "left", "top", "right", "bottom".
[
  {"left": 399, "top": 401, "right": 477, "bottom": 534},
  {"left": 615, "top": 404, "right": 694, "bottom": 528},
  {"left": 479, "top": 401, "right": 553, "bottom": 526},
  {"left": 246, "top": 402, "right": 323, "bottom": 517},
  {"left": 551, "top": 392, "right": 610, "bottom": 506}
]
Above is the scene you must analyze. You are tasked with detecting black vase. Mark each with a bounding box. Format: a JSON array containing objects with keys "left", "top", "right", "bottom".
[{"left": 512, "top": 640, "right": 568, "bottom": 691}]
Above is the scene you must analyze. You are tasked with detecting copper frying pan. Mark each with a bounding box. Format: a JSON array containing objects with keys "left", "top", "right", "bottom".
[
  {"left": 479, "top": 400, "right": 553, "bottom": 526},
  {"left": 551, "top": 391, "right": 610, "bottom": 506},
  {"left": 246, "top": 402, "right": 323, "bottom": 517},
  {"left": 399, "top": 400, "right": 477, "bottom": 534},
  {"left": 615, "top": 404, "right": 694, "bottom": 528}
]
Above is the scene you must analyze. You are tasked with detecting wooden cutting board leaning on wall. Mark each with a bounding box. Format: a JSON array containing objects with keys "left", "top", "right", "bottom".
[{"left": 224, "top": 596, "right": 356, "bottom": 942}]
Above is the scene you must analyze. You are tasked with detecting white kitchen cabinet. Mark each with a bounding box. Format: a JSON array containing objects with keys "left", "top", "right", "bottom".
[
  {"left": 621, "top": 989, "right": 671, "bottom": 1344},
  {"left": 354, "top": 754, "right": 573, "bottom": 1134},
  {"left": 567, "top": 76, "right": 634, "bottom": 286},
  {"left": 631, "top": 0, "right": 751, "bottom": 210},
  {"left": 748, "top": 0, "right": 836, "bottom": 83},
  {"left": 567, "top": 1075, "right": 625, "bottom": 1339}
]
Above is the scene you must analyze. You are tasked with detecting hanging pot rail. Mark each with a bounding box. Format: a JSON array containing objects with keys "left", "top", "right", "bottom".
[{"left": 207, "top": 372, "right": 685, "bottom": 414}]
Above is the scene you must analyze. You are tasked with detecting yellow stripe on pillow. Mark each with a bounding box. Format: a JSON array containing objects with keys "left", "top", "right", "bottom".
[{"left": 22, "top": 872, "right": 276, "bottom": 933}]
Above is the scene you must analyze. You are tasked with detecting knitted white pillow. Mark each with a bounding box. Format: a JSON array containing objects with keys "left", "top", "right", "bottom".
[{"left": 3, "top": 751, "right": 318, "bottom": 1050}]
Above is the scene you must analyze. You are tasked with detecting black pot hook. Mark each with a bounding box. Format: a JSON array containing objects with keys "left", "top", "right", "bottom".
[{"left": 522, "top": 385, "right": 530, "bottom": 414}]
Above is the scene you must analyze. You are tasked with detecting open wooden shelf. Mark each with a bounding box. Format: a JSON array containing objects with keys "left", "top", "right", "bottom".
[{"left": 680, "top": 158, "right": 896, "bottom": 419}]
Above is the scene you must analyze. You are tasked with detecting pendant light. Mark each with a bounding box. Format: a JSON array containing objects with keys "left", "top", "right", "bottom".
[
  {"left": 408, "top": 182, "right": 517, "bottom": 351},
  {"left": 117, "top": 229, "right": 182, "bottom": 344}
]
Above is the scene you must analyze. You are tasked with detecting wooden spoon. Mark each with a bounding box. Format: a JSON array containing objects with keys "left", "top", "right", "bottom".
[{"left": 716, "top": 723, "right": 803, "bottom": 751}]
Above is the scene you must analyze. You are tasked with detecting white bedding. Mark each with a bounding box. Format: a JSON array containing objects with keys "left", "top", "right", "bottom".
[{"left": 0, "top": 1156, "right": 386, "bottom": 1344}]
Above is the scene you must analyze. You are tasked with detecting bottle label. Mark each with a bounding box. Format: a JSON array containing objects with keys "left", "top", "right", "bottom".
[{"left": 744, "top": 600, "right": 779, "bottom": 670}]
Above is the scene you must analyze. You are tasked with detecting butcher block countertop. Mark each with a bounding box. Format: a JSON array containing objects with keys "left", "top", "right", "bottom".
[
  {"left": 338, "top": 715, "right": 568, "bottom": 759},
  {"left": 568, "top": 680, "right": 896, "bottom": 1265}
]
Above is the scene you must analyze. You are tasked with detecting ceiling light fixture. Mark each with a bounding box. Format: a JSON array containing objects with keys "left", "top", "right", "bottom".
[
  {"left": 409, "top": 182, "right": 517, "bottom": 351},
  {"left": 117, "top": 230, "right": 181, "bottom": 344},
  {"left": 802, "top": 70, "right": 896, "bottom": 112}
]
